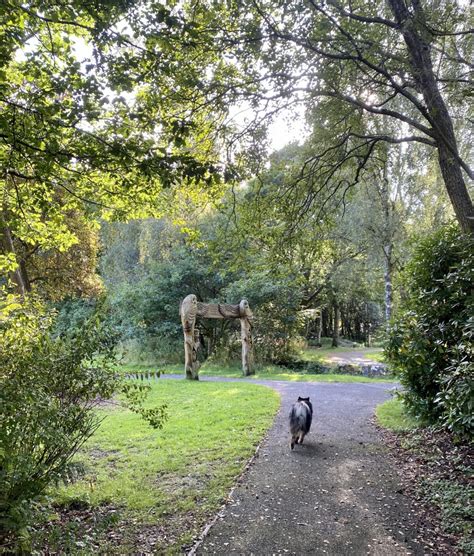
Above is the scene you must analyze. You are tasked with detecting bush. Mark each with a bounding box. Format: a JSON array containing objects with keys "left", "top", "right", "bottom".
[
  {"left": 0, "top": 301, "right": 117, "bottom": 548},
  {"left": 0, "top": 300, "right": 166, "bottom": 550},
  {"left": 223, "top": 272, "right": 304, "bottom": 364},
  {"left": 53, "top": 297, "right": 97, "bottom": 337},
  {"left": 386, "top": 225, "right": 473, "bottom": 438}
]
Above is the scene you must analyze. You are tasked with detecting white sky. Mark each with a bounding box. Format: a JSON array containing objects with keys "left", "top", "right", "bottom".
[{"left": 268, "top": 110, "right": 308, "bottom": 151}]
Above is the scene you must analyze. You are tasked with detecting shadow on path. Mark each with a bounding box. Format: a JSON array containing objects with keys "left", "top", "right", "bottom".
[{"left": 166, "top": 376, "right": 427, "bottom": 555}]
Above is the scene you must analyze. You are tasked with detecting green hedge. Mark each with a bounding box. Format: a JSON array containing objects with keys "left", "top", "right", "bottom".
[{"left": 386, "top": 225, "right": 473, "bottom": 438}]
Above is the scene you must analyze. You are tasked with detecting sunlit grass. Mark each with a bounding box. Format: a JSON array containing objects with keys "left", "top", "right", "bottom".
[
  {"left": 300, "top": 346, "right": 385, "bottom": 363},
  {"left": 363, "top": 350, "right": 386, "bottom": 363},
  {"left": 375, "top": 397, "right": 419, "bottom": 431},
  {"left": 41, "top": 380, "right": 279, "bottom": 553},
  {"left": 117, "top": 360, "right": 395, "bottom": 383}
]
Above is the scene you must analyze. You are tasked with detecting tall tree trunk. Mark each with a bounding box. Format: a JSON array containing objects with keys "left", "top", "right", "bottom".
[
  {"left": 437, "top": 144, "right": 473, "bottom": 233},
  {"left": 364, "top": 302, "right": 372, "bottom": 347},
  {"left": 1, "top": 223, "right": 30, "bottom": 296},
  {"left": 380, "top": 168, "right": 394, "bottom": 329},
  {"left": 355, "top": 318, "right": 362, "bottom": 343},
  {"left": 384, "top": 243, "right": 393, "bottom": 327},
  {"left": 321, "top": 307, "right": 329, "bottom": 338},
  {"left": 315, "top": 313, "right": 322, "bottom": 347},
  {"left": 365, "top": 323, "right": 372, "bottom": 348},
  {"left": 326, "top": 307, "right": 332, "bottom": 339},
  {"left": 332, "top": 300, "right": 339, "bottom": 348},
  {"left": 388, "top": 0, "right": 474, "bottom": 234}
]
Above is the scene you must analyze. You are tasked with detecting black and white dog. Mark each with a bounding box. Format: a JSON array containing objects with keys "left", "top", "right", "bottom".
[{"left": 289, "top": 396, "right": 313, "bottom": 450}]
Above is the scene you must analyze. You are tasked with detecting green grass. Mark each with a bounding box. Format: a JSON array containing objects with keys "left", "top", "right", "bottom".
[
  {"left": 118, "top": 362, "right": 182, "bottom": 375},
  {"left": 375, "top": 398, "right": 419, "bottom": 431},
  {"left": 203, "top": 364, "right": 394, "bottom": 383},
  {"left": 363, "top": 350, "right": 386, "bottom": 363},
  {"left": 118, "top": 361, "right": 396, "bottom": 383},
  {"left": 34, "top": 380, "right": 279, "bottom": 554}
]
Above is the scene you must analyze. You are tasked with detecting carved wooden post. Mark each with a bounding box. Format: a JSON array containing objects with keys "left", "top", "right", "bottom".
[
  {"left": 180, "top": 294, "right": 200, "bottom": 380},
  {"left": 239, "top": 299, "right": 254, "bottom": 376},
  {"left": 180, "top": 295, "right": 254, "bottom": 378}
]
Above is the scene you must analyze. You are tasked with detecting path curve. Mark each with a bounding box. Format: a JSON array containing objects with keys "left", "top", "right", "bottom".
[
  {"left": 165, "top": 376, "right": 427, "bottom": 555},
  {"left": 318, "top": 348, "right": 384, "bottom": 366}
]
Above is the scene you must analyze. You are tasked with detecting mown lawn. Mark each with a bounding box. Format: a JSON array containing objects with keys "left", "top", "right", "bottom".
[
  {"left": 33, "top": 380, "right": 279, "bottom": 554},
  {"left": 201, "top": 365, "right": 394, "bottom": 383},
  {"left": 300, "top": 346, "right": 385, "bottom": 364},
  {"left": 119, "top": 362, "right": 396, "bottom": 383}
]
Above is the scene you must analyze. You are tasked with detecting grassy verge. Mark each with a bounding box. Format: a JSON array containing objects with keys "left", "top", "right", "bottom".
[
  {"left": 362, "top": 350, "right": 386, "bottom": 363},
  {"left": 300, "top": 346, "right": 385, "bottom": 364},
  {"left": 32, "top": 380, "right": 279, "bottom": 554},
  {"left": 203, "top": 366, "right": 394, "bottom": 383},
  {"left": 118, "top": 362, "right": 396, "bottom": 383},
  {"left": 375, "top": 398, "right": 418, "bottom": 431}
]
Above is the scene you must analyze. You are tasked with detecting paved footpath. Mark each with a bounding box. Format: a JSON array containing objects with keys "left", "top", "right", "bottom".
[
  {"left": 188, "top": 379, "right": 428, "bottom": 556},
  {"left": 324, "top": 349, "right": 384, "bottom": 366}
]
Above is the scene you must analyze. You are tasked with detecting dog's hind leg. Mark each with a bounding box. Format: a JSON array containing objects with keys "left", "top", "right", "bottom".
[
  {"left": 298, "top": 432, "right": 305, "bottom": 445},
  {"left": 290, "top": 435, "right": 297, "bottom": 450}
]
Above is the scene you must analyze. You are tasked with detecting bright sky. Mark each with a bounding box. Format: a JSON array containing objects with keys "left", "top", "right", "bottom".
[
  {"left": 227, "top": 101, "right": 309, "bottom": 153},
  {"left": 268, "top": 110, "right": 309, "bottom": 152}
]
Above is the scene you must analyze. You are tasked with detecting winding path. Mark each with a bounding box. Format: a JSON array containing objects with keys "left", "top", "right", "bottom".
[
  {"left": 180, "top": 377, "right": 427, "bottom": 555},
  {"left": 324, "top": 349, "right": 384, "bottom": 366}
]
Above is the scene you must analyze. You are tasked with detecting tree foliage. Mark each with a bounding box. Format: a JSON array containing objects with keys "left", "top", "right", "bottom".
[
  {"left": 100, "top": 218, "right": 307, "bottom": 364},
  {"left": 153, "top": 0, "right": 472, "bottom": 232},
  {"left": 0, "top": 0, "right": 228, "bottom": 300}
]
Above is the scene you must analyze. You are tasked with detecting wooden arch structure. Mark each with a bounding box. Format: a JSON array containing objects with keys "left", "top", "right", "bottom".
[{"left": 180, "top": 294, "right": 253, "bottom": 380}]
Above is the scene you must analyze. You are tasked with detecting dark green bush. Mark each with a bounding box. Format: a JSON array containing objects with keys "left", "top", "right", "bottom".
[
  {"left": 386, "top": 225, "right": 473, "bottom": 437},
  {"left": 53, "top": 297, "right": 97, "bottom": 337},
  {"left": 0, "top": 302, "right": 118, "bottom": 549},
  {"left": 0, "top": 300, "right": 166, "bottom": 550}
]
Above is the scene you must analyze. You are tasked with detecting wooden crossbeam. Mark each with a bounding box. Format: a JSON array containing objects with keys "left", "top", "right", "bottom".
[{"left": 180, "top": 295, "right": 253, "bottom": 379}]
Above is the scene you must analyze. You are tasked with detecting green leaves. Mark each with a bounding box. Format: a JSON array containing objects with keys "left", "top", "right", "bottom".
[
  {"left": 120, "top": 380, "right": 168, "bottom": 429},
  {"left": 386, "top": 224, "right": 474, "bottom": 438},
  {"left": 1, "top": 0, "right": 231, "bottom": 294},
  {"left": 0, "top": 295, "right": 168, "bottom": 546}
]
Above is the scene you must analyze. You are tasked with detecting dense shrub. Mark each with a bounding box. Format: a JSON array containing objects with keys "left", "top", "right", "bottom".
[
  {"left": 386, "top": 225, "right": 473, "bottom": 437},
  {"left": 0, "top": 300, "right": 166, "bottom": 550},
  {"left": 103, "top": 241, "right": 233, "bottom": 363},
  {"left": 223, "top": 272, "right": 304, "bottom": 364},
  {"left": 0, "top": 302, "right": 116, "bottom": 548},
  {"left": 53, "top": 297, "right": 97, "bottom": 336}
]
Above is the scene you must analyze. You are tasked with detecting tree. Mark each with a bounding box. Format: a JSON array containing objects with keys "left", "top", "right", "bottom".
[
  {"left": 212, "top": 140, "right": 388, "bottom": 347},
  {"left": 173, "top": 0, "right": 473, "bottom": 232},
  {"left": 10, "top": 212, "right": 103, "bottom": 301},
  {"left": 0, "top": 0, "right": 226, "bottom": 299}
]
